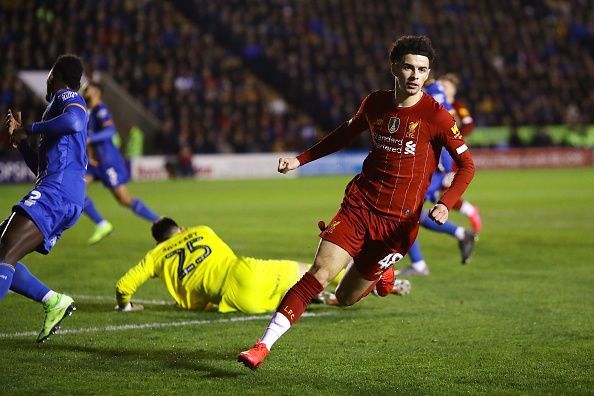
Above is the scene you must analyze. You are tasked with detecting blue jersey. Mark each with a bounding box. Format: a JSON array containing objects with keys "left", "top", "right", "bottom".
[
  {"left": 22, "top": 88, "right": 88, "bottom": 206},
  {"left": 424, "top": 81, "right": 453, "bottom": 112},
  {"left": 87, "top": 102, "right": 120, "bottom": 165},
  {"left": 423, "top": 82, "right": 456, "bottom": 201}
]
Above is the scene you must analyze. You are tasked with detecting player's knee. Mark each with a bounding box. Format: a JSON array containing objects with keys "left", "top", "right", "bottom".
[
  {"left": 334, "top": 287, "right": 357, "bottom": 307},
  {"left": 117, "top": 195, "right": 133, "bottom": 207},
  {"left": 307, "top": 264, "right": 334, "bottom": 288},
  {"left": 0, "top": 240, "right": 20, "bottom": 264}
]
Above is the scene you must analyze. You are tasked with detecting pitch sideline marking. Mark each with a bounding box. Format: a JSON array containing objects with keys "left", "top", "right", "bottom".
[{"left": 0, "top": 312, "right": 331, "bottom": 339}]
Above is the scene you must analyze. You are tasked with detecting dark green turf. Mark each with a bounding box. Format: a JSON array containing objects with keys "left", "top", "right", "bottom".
[{"left": 1, "top": 168, "right": 593, "bottom": 395}]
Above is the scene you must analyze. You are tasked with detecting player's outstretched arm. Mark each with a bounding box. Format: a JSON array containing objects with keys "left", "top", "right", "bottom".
[
  {"left": 27, "top": 104, "right": 86, "bottom": 137},
  {"left": 278, "top": 157, "right": 300, "bottom": 174},
  {"left": 433, "top": 112, "right": 475, "bottom": 210},
  {"left": 88, "top": 124, "right": 116, "bottom": 144},
  {"left": 115, "top": 255, "right": 155, "bottom": 312}
]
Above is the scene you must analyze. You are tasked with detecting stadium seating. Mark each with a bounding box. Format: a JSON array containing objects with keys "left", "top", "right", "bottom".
[
  {"left": 1, "top": 0, "right": 592, "bottom": 156},
  {"left": 185, "top": 0, "right": 593, "bottom": 131},
  {"left": 0, "top": 1, "right": 320, "bottom": 156}
]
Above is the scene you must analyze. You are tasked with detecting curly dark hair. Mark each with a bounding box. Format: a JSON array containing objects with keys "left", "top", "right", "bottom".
[{"left": 389, "top": 35, "right": 436, "bottom": 65}]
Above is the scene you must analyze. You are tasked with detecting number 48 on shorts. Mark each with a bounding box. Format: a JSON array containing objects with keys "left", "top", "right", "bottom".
[{"left": 378, "top": 252, "right": 403, "bottom": 270}]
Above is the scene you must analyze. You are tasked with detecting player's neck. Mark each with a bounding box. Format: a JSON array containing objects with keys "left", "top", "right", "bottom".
[
  {"left": 393, "top": 89, "right": 423, "bottom": 108},
  {"left": 53, "top": 81, "right": 69, "bottom": 93}
]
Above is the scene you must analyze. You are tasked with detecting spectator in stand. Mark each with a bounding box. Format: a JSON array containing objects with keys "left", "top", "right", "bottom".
[
  {"left": 508, "top": 126, "right": 525, "bottom": 148},
  {"left": 531, "top": 127, "right": 554, "bottom": 147}
]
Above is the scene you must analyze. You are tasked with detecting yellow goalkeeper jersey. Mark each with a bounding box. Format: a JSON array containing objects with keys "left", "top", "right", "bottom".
[{"left": 116, "top": 226, "right": 237, "bottom": 310}]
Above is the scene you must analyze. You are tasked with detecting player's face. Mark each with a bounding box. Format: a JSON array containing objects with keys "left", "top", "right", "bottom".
[
  {"left": 392, "top": 54, "right": 430, "bottom": 96},
  {"left": 83, "top": 86, "right": 96, "bottom": 104},
  {"left": 441, "top": 80, "right": 457, "bottom": 104},
  {"left": 46, "top": 69, "right": 55, "bottom": 102}
]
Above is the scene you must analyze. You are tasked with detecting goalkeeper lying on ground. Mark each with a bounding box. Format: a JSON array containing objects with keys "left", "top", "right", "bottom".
[{"left": 115, "top": 217, "right": 339, "bottom": 313}]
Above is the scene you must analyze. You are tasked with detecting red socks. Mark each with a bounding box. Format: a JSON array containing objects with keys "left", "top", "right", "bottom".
[
  {"left": 277, "top": 272, "right": 324, "bottom": 325},
  {"left": 453, "top": 198, "right": 463, "bottom": 210}
]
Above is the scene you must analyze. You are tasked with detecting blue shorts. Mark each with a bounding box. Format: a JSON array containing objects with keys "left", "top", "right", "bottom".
[
  {"left": 425, "top": 172, "right": 445, "bottom": 203},
  {"left": 87, "top": 160, "right": 129, "bottom": 189},
  {"left": 7, "top": 187, "right": 83, "bottom": 254}
]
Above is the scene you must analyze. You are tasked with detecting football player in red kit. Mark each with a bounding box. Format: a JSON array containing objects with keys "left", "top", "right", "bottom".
[{"left": 238, "top": 35, "right": 475, "bottom": 370}]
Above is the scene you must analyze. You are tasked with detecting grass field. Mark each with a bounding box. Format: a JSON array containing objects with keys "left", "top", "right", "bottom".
[{"left": 1, "top": 168, "right": 593, "bottom": 395}]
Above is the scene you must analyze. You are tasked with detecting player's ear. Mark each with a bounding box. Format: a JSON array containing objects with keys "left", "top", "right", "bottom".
[{"left": 390, "top": 63, "right": 398, "bottom": 77}]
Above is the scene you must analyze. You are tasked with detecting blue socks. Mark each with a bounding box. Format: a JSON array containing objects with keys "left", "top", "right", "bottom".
[
  {"left": 408, "top": 240, "right": 424, "bottom": 263},
  {"left": 86, "top": 195, "right": 159, "bottom": 223},
  {"left": 131, "top": 198, "right": 159, "bottom": 222},
  {"left": 0, "top": 261, "right": 15, "bottom": 300},
  {"left": 420, "top": 210, "right": 459, "bottom": 237},
  {"left": 9, "top": 262, "right": 51, "bottom": 303},
  {"left": 84, "top": 195, "right": 105, "bottom": 224}
]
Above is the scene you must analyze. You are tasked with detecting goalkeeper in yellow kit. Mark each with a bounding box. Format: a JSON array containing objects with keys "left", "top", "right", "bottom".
[{"left": 115, "top": 217, "right": 324, "bottom": 313}]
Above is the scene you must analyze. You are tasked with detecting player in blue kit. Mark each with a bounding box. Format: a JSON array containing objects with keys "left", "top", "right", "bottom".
[
  {"left": 82, "top": 81, "right": 159, "bottom": 245},
  {"left": 398, "top": 74, "right": 477, "bottom": 276},
  {"left": 2, "top": 54, "right": 87, "bottom": 342}
]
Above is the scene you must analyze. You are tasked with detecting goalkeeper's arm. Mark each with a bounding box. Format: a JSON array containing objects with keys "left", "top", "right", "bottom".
[{"left": 115, "top": 254, "right": 155, "bottom": 311}]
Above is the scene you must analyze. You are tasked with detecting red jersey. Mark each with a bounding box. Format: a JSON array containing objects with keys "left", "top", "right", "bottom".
[
  {"left": 297, "top": 91, "right": 474, "bottom": 222},
  {"left": 452, "top": 99, "right": 475, "bottom": 137}
]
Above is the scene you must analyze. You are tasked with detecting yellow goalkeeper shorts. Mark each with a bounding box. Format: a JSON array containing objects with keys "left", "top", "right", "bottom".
[{"left": 218, "top": 257, "right": 300, "bottom": 314}]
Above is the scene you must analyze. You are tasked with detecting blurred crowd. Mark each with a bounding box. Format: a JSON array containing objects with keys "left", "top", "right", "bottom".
[
  {"left": 0, "top": 0, "right": 320, "bottom": 158},
  {"left": 191, "top": 0, "right": 593, "bottom": 130},
  {"left": 0, "top": 74, "right": 46, "bottom": 158},
  {"left": 1, "top": 0, "right": 593, "bottom": 158}
]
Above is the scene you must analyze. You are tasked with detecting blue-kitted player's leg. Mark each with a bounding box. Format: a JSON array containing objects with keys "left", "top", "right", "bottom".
[
  {"left": 398, "top": 239, "right": 430, "bottom": 276},
  {"left": 419, "top": 210, "right": 477, "bottom": 264},
  {"left": 0, "top": 261, "right": 15, "bottom": 299},
  {"left": 2, "top": 189, "right": 80, "bottom": 342},
  {"left": 84, "top": 172, "right": 114, "bottom": 245},
  {"left": 8, "top": 261, "right": 74, "bottom": 343},
  {"left": 131, "top": 197, "right": 160, "bottom": 222},
  {"left": 84, "top": 195, "right": 114, "bottom": 245},
  {"left": 84, "top": 195, "right": 105, "bottom": 225},
  {"left": 112, "top": 185, "right": 159, "bottom": 222},
  {"left": 0, "top": 213, "right": 45, "bottom": 299},
  {"left": 99, "top": 162, "right": 159, "bottom": 222},
  {"left": 419, "top": 210, "right": 465, "bottom": 239},
  {"left": 10, "top": 262, "right": 52, "bottom": 302}
]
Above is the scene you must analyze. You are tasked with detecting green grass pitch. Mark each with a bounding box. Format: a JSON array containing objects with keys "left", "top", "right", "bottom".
[{"left": 1, "top": 168, "right": 593, "bottom": 395}]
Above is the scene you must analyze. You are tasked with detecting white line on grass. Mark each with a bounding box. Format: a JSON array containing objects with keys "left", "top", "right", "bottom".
[
  {"left": 6, "top": 292, "right": 171, "bottom": 305},
  {"left": 0, "top": 312, "right": 331, "bottom": 339},
  {"left": 70, "top": 294, "right": 171, "bottom": 305}
]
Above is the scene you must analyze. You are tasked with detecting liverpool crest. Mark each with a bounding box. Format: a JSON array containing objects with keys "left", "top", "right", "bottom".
[{"left": 406, "top": 121, "right": 419, "bottom": 138}]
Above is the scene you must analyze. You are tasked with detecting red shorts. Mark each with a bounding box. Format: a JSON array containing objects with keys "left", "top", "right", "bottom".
[{"left": 320, "top": 199, "right": 419, "bottom": 281}]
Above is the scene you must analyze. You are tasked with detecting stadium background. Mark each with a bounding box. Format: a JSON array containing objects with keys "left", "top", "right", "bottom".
[{"left": 0, "top": 1, "right": 592, "bottom": 394}]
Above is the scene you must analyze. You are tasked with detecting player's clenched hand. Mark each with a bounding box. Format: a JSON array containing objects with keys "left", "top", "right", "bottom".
[
  {"left": 429, "top": 203, "right": 449, "bottom": 225},
  {"left": 278, "top": 157, "right": 300, "bottom": 174},
  {"left": 115, "top": 302, "right": 144, "bottom": 312},
  {"left": 6, "top": 110, "right": 26, "bottom": 148}
]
